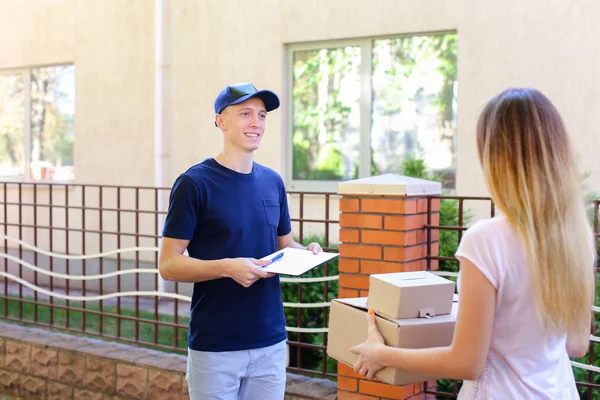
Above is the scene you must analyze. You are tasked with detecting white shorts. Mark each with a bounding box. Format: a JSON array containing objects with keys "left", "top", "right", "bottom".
[{"left": 186, "top": 339, "right": 287, "bottom": 400}]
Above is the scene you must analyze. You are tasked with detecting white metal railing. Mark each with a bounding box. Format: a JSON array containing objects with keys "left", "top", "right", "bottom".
[
  {"left": 4, "top": 234, "right": 598, "bottom": 372},
  {"left": 280, "top": 274, "right": 338, "bottom": 332},
  {"left": 0, "top": 234, "right": 336, "bottom": 334}
]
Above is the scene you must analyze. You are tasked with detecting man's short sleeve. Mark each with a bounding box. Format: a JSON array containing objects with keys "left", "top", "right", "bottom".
[
  {"left": 162, "top": 175, "right": 200, "bottom": 240},
  {"left": 455, "top": 220, "right": 499, "bottom": 289},
  {"left": 277, "top": 182, "right": 292, "bottom": 237}
]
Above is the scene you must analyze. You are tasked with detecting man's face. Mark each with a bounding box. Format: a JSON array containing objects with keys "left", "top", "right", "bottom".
[{"left": 217, "top": 97, "right": 267, "bottom": 153}]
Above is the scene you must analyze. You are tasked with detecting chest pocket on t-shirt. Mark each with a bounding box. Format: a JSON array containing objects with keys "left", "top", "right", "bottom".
[{"left": 262, "top": 199, "right": 280, "bottom": 228}]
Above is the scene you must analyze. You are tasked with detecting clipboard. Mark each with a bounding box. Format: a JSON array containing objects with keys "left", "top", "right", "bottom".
[{"left": 259, "top": 247, "right": 339, "bottom": 276}]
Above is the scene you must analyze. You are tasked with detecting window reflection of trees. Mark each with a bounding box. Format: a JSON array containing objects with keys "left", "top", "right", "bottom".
[
  {"left": 372, "top": 35, "right": 457, "bottom": 182},
  {"left": 292, "top": 47, "right": 360, "bottom": 181},
  {"left": 0, "top": 74, "right": 25, "bottom": 176},
  {"left": 291, "top": 34, "right": 457, "bottom": 188},
  {"left": 0, "top": 65, "right": 75, "bottom": 181},
  {"left": 30, "top": 65, "right": 75, "bottom": 181}
]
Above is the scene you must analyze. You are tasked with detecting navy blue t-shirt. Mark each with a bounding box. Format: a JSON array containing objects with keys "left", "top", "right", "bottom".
[{"left": 162, "top": 158, "right": 291, "bottom": 351}]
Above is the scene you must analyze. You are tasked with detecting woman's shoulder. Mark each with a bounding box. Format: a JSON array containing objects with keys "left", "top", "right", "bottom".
[
  {"left": 465, "top": 215, "right": 511, "bottom": 237},
  {"left": 459, "top": 215, "right": 519, "bottom": 254}
]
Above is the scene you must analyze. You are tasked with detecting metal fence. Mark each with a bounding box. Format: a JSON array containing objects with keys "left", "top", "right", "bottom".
[
  {"left": 0, "top": 182, "right": 183, "bottom": 352},
  {"left": 2, "top": 181, "right": 600, "bottom": 394},
  {"left": 285, "top": 190, "right": 340, "bottom": 378},
  {"left": 0, "top": 182, "right": 340, "bottom": 378}
]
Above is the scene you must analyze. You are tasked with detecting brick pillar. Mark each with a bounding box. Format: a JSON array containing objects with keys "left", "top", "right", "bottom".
[{"left": 336, "top": 175, "right": 442, "bottom": 400}]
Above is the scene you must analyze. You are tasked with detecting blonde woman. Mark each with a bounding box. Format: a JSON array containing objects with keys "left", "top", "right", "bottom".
[{"left": 350, "top": 88, "right": 596, "bottom": 399}]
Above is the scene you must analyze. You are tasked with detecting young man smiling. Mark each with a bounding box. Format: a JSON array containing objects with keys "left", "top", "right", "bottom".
[{"left": 159, "top": 83, "right": 322, "bottom": 400}]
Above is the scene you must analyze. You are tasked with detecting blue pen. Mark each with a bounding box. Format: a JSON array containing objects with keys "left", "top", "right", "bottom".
[{"left": 270, "top": 252, "right": 284, "bottom": 263}]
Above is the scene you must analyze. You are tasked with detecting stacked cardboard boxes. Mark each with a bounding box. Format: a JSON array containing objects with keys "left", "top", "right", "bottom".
[{"left": 327, "top": 271, "right": 458, "bottom": 385}]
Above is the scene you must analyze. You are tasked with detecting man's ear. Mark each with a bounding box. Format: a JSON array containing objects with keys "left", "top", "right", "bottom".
[{"left": 215, "top": 114, "right": 224, "bottom": 129}]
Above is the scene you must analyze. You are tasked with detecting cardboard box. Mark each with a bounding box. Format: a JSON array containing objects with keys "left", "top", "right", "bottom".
[
  {"left": 367, "top": 271, "right": 455, "bottom": 319},
  {"left": 327, "top": 297, "right": 457, "bottom": 385}
]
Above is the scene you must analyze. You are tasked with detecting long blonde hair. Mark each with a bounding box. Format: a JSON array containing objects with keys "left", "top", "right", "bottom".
[{"left": 476, "top": 88, "right": 595, "bottom": 336}]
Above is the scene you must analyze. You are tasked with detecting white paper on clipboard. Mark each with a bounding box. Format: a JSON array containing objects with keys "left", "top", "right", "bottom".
[{"left": 259, "top": 247, "right": 339, "bottom": 276}]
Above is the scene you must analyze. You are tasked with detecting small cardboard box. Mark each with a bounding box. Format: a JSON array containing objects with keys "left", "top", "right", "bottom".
[
  {"left": 367, "top": 271, "right": 455, "bottom": 319},
  {"left": 327, "top": 297, "right": 457, "bottom": 385}
]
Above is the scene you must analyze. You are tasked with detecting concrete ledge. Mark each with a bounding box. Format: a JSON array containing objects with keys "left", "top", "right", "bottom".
[
  {"left": 285, "top": 373, "right": 337, "bottom": 400},
  {"left": 0, "top": 321, "right": 337, "bottom": 399},
  {"left": 338, "top": 174, "right": 442, "bottom": 196}
]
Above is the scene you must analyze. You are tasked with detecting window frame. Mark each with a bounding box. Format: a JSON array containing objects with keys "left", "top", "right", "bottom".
[
  {"left": 0, "top": 62, "right": 75, "bottom": 183},
  {"left": 285, "top": 31, "right": 457, "bottom": 192}
]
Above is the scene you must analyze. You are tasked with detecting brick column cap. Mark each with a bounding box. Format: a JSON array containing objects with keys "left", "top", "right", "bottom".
[{"left": 337, "top": 174, "right": 442, "bottom": 196}]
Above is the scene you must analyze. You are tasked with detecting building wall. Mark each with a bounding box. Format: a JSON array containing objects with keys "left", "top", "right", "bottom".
[
  {"left": 164, "top": 0, "right": 459, "bottom": 186},
  {"left": 1, "top": 0, "right": 600, "bottom": 217},
  {"left": 0, "top": 0, "right": 155, "bottom": 186},
  {"left": 456, "top": 0, "right": 600, "bottom": 196}
]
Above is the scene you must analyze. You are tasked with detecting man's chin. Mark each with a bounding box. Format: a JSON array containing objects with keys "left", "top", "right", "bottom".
[{"left": 244, "top": 143, "right": 261, "bottom": 153}]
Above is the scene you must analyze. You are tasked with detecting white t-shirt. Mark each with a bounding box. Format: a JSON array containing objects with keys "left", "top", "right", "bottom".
[{"left": 455, "top": 215, "right": 579, "bottom": 400}]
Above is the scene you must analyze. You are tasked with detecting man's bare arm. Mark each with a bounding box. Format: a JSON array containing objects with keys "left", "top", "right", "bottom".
[{"left": 158, "top": 237, "right": 273, "bottom": 287}]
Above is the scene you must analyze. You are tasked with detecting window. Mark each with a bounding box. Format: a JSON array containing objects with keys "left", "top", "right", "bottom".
[
  {"left": 0, "top": 64, "right": 75, "bottom": 181},
  {"left": 287, "top": 33, "right": 457, "bottom": 190}
]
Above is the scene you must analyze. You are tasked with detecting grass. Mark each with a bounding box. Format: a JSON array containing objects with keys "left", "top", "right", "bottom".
[{"left": 0, "top": 296, "right": 189, "bottom": 354}]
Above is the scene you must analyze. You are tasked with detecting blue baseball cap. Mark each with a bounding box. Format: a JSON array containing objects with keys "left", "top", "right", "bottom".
[{"left": 214, "top": 83, "right": 280, "bottom": 115}]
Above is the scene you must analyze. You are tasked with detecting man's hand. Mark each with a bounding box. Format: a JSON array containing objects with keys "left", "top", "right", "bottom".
[
  {"left": 306, "top": 242, "right": 323, "bottom": 254},
  {"left": 226, "top": 258, "right": 275, "bottom": 288},
  {"left": 350, "top": 309, "right": 386, "bottom": 380}
]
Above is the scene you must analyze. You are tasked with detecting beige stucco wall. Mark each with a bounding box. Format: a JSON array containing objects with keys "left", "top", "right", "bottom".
[
  {"left": 2, "top": 0, "right": 598, "bottom": 193},
  {"left": 0, "top": 0, "right": 599, "bottom": 238},
  {"left": 164, "top": 0, "right": 459, "bottom": 186},
  {"left": 0, "top": 0, "right": 154, "bottom": 186},
  {"left": 457, "top": 0, "right": 600, "bottom": 196}
]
